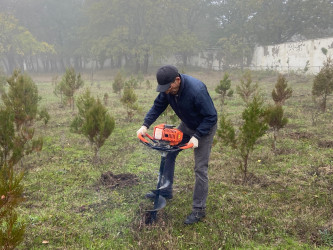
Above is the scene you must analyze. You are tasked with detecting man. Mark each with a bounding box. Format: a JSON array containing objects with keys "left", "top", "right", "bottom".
[{"left": 137, "top": 65, "right": 217, "bottom": 224}]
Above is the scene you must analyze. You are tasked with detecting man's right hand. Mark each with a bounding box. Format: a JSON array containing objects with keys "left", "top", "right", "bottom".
[{"left": 136, "top": 126, "right": 147, "bottom": 136}]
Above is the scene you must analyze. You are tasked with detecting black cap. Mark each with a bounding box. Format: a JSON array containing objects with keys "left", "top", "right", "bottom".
[{"left": 156, "top": 65, "right": 179, "bottom": 92}]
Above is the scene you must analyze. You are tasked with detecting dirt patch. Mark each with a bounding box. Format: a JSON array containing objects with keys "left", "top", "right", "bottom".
[
  {"left": 318, "top": 140, "right": 333, "bottom": 148},
  {"left": 275, "top": 147, "right": 297, "bottom": 155},
  {"left": 99, "top": 171, "right": 138, "bottom": 189},
  {"left": 309, "top": 166, "right": 333, "bottom": 177},
  {"left": 317, "top": 166, "right": 333, "bottom": 176},
  {"left": 231, "top": 172, "right": 271, "bottom": 188},
  {"left": 287, "top": 131, "right": 313, "bottom": 140}
]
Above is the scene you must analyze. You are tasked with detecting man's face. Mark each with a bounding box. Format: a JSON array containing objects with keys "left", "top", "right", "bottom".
[{"left": 165, "top": 77, "right": 181, "bottom": 95}]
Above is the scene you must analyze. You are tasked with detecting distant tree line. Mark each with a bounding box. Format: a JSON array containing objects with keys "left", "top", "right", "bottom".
[{"left": 0, "top": 0, "right": 332, "bottom": 74}]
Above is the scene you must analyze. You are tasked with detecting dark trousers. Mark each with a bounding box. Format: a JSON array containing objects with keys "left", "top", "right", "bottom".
[{"left": 161, "top": 122, "right": 217, "bottom": 211}]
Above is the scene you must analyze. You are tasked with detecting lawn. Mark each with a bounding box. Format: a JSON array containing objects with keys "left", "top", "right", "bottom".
[{"left": 14, "top": 69, "right": 333, "bottom": 249}]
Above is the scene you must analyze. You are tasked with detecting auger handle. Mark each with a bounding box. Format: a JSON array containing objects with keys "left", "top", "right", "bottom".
[
  {"left": 179, "top": 143, "right": 194, "bottom": 149},
  {"left": 137, "top": 133, "right": 154, "bottom": 144},
  {"left": 138, "top": 133, "right": 194, "bottom": 150}
]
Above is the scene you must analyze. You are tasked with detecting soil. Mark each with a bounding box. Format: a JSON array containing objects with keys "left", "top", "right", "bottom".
[
  {"left": 99, "top": 171, "right": 138, "bottom": 189},
  {"left": 275, "top": 147, "right": 297, "bottom": 155},
  {"left": 318, "top": 140, "right": 333, "bottom": 148},
  {"left": 286, "top": 131, "right": 313, "bottom": 140},
  {"left": 231, "top": 172, "right": 271, "bottom": 187}
]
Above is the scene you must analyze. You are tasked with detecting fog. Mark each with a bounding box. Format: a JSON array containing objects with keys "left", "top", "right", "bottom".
[{"left": 0, "top": 0, "right": 332, "bottom": 74}]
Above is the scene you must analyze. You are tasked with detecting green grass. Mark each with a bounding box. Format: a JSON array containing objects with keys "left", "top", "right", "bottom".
[{"left": 10, "top": 70, "right": 333, "bottom": 249}]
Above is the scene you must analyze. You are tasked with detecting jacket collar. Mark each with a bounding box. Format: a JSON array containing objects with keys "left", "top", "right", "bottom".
[{"left": 176, "top": 74, "right": 185, "bottom": 96}]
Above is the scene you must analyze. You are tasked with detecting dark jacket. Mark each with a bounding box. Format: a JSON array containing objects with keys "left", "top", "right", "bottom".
[{"left": 143, "top": 74, "right": 217, "bottom": 139}]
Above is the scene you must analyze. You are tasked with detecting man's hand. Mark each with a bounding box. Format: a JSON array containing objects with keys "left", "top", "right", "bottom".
[
  {"left": 189, "top": 136, "right": 199, "bottom": 149},
  {"left": 136, "top": 126, "right": 147, "bottom": 136}
]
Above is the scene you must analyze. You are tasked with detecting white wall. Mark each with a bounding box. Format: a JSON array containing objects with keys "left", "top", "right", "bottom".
[{"left": 250, "top": 37, "right": 333, "bottom": 74}]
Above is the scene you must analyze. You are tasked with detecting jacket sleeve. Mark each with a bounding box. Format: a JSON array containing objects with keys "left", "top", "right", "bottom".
[
  {"left": 193, "top": 87, "right": 217, "bottom": 139},
  {"left": 143, "top": 93, "right": 169, "bottom": 128}
]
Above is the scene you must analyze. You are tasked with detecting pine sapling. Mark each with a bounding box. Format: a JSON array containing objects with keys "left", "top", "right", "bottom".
[
  {"left": 1, "top": 70, "right": 43, "bottom": 166},
  {"left": 71, "top": 89, "right": 115, "bottom": 163},
  {"left": 145, "top": 80, "right": 152, "bottom": 91},
  {"left": 218, "top": 95, "right": 268, "bottom": 182},
  {"left": 112, "top": 71, "right": 124, "bottom": 96},
  {"left": 215, "top": 72, "right": 233, "bottom": 107},
  {"left": 0, "top": 162, "right": 25, "bottom": 249},
  {"left": 236, "top": 71, "right": 258, "bottom": 104},
  {"left": 125, "top": 75, "right": 139, "bottom": 89},
  {"left": 2, "top": 70, "right": 39, "bottom": 129},
  {"left": 161, "top": 105, "right": 179, "bottom": 125},
  {"left": 0, "top": 70, "right": 44, "bottom": 249},
  {"left": 272, "top": 74, "right": 292, "bottom": 105},
  {"left": 38, "top": 107, "right": 50, "bottom": 126},
  {"left": 103, "top": 93, "right": 109, "bottom": 106},
  {"left": 59, "top": 67, "right": 84, "bottom": 110},
  {"left": 265, "top": 104, "right": 288, "bottom": 153},
  {"left": 83, "top": 99, "right": 115, "bottom": 162},
  {"left": 312, "top": 57, "right": 333, "bottom": 112},
  {"left": 120, "top": 86, "right": 140, "bottom": 121}
]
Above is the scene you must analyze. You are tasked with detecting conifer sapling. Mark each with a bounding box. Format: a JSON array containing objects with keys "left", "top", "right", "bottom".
[
  {"left": 218, "top": 95, "right": 268, "bottom": 182},
  {"left": 312, "top": 57, "right": 333, "bottom": 112},
  {"left": 236, "top": 71, "right": 258, "bottom": 104},
  {"left": 265, "top": 104, "right": 288, "bottom": 152},
  {"left": 215, "top": 72, "right": 233, "bottom": 106},
  {"left": 71, "top": 89, "right": 115, "bottom": 163},
  {"left": 272, "top": 74, "right": 292, "bottom": 105}
]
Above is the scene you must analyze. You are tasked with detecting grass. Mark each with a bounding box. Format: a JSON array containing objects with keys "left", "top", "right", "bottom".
[{"left": 10, "top": 69, "right": 333, "bottom": 249}]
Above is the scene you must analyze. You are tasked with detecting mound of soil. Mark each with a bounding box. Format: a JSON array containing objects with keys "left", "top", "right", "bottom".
[
  {"left": 318, "top": 140, "right": 333, "bottom": 148},
  {"left": 100, "top": 171, "right": 138, "bottom": 189},
  {"left": 287, "top": 131, "right": 313, "bottom": 140},
  {"left": 231, "top": 172, "right": 271, "bottom": 187},
  {"left": 275, "top": 147, "right": 296, "bottom": 155}
]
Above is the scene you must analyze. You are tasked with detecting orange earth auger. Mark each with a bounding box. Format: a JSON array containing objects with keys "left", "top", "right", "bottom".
[{"left": 138, "top": 124, "right": 193, "bottom": 224}]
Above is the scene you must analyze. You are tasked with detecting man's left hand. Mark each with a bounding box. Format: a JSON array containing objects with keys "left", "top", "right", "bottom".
[{"left": 189, "top": 136, "right": 199, "bottom": 149}]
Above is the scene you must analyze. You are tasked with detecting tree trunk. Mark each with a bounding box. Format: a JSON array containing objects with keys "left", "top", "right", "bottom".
[
  {"left": 321, "top": 94, "right": 327, "bottom": 112},
  {"left": 143, "top": 52, "right": 149, "bottom": 74},
  {"left": 6, "top": 52, "right": 16, "bottom": 74},
  {"left": 135, "top": 53, "right": 140, "bottom": 74},
  {"left": 1, "top": 58, "right": 9, "bottom": 73},
  {"left": 243, "top": 154, "right": 249, "bottom": 183},
  {"left": 35, "top": 55, "right": 40, "bottom": 72},
  {"left": 93, "top": 146, "right": 99, "bottom": 165},
  {"left": 116, "top": 55, "right": 122, "bottom": 68},
  {"left": 182, "top": 53, "right": 188, "bottom": 67},
  {"left": 273, "top": 129, "right": 277, "bottom": 153}
]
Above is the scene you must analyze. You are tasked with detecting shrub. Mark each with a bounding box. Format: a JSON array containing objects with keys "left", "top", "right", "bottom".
[
  {"left": 71, "top": 89, "right": 115, "bottom": 162},
  {"left": 112, "top": 71, "right": 124, "bottom": 95},
  {"left": 265, "top": 104, "right": 288, "bottom": 152},
  {"left": 59, "top": 67, "right": 84, "bottom": 110},
  {"left": 0, "top": 70, "right": 43, "bottom": 249},
  {"left": 38, "top": 107, "right": 50, "bottom": 126},
  {"left": 236, "top": 71, "right": 258, "bottom": 104},
  {"left": 125, "top": 75, "right": 139, "bottom": 89},
  {"left": 215, "top": 72, "right": 233, "bottom": 107},
  {"left": 312, "top": 57, "right": 333, "bottom": 112},
  {"left": 272, "top": 74, "right": 292, "bottom": 105},
  {"left": 145, "top": 80, "right": 152, "bottom": 91},
  {"left": 120, "top": 86, "right": 140, "bottom": 121},
  {"left": 218, "top": 95, "right": 268, "bottom": 182},
  {"left": 0, "top": 162, "right": 25, "bottom": 249},
  {"left": 161, "top": 105, "right": 179, "bottom": 125},
  {"left": 103, "top": 93, "right": 109, "bottom": 106},
  {"left": 2, "top": 70, "right": 39, "bottom": 129}
]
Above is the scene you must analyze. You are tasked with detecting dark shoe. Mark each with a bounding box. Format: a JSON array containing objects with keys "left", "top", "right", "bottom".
[
  {"left": 145, "top": 191, "right": 173, "bottom": 200},
  {"left": 184, "top": 211, "right": 206, "bottom": 225}
]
